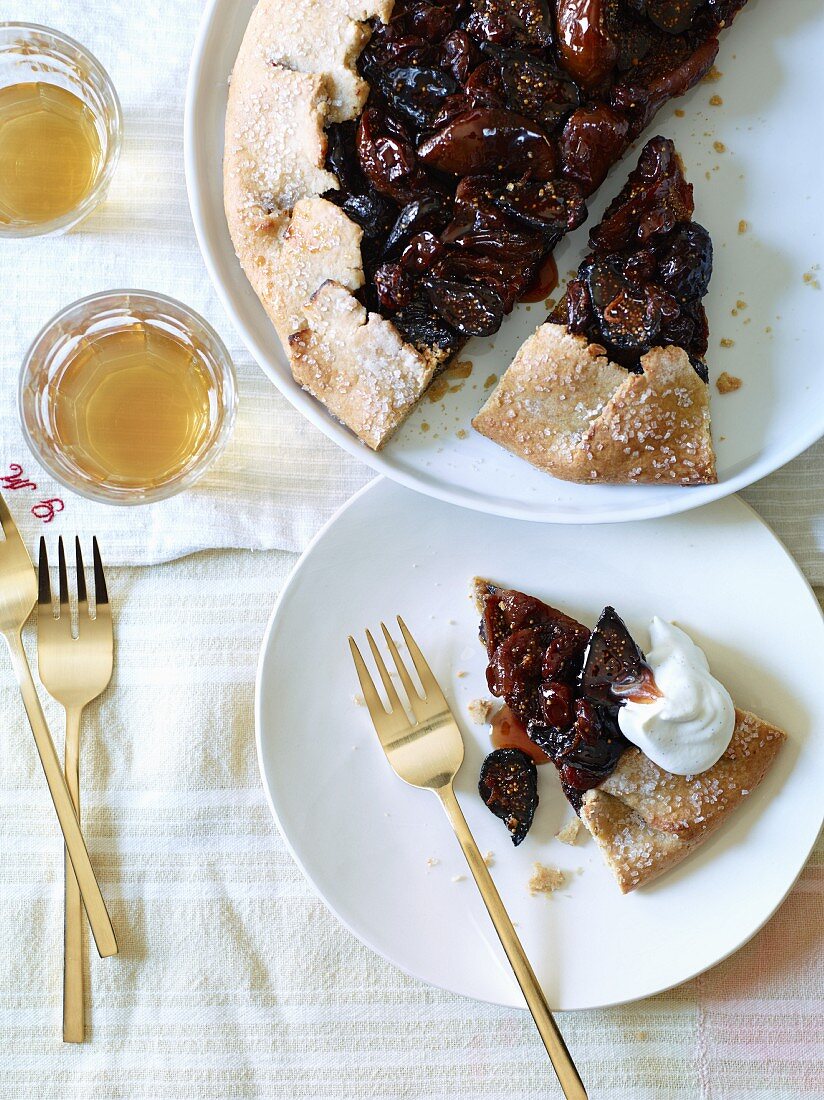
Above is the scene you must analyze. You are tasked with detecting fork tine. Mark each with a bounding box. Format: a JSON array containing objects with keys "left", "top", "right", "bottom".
[
  {"left": 396, "top": 616, "right": 446, "bottom": 704},
  {"left": 92, "top": 537, "right": 109, "bottom": 606},
  {"left": 365, "top": 629, "right": 405, "bottom": 716},
  {"left": 74, "top": 538, "right": 88, "bottom": 609},
  {"left": 380, "top": 623, "right": 426, "bottom": 716},
  {"left": 349, "top": 636, "right": 391, "bottom": 723},
  {"left": 38, "top": 538, "right": 51, "bottom": 607},
  {"left": 57, "top": 537, "right": 69, "bottom": 610}
]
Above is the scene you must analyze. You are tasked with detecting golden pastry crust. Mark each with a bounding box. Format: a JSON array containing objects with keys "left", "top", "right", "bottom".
[
  {"left": 580, "top": 709, "right": 786, "bottom": 892},
  {"left": 289, "top": 281, "right": 435, "bottom": 449},
  {"left": 472, "top": 323, "right": 717, "bottom": 486},
  {"left": 225, "top": 0, "right": 438, "bottom": 450}
]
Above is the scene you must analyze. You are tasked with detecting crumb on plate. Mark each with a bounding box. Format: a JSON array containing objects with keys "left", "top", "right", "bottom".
[
  {"left": 528, "top": 863, "right": 566, "bottom": 897},
  {"left": 556, "top": 818, "right": 583, "bottom": 846},
  {"left": 468, "top": 698, "right": 495, "bottom": 725},
  {"left": 716, "top": 371, "right": 743, "bottom": 394}
]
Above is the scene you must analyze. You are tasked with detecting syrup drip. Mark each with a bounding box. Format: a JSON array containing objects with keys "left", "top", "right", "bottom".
[
  {"left": 520, "top": 254, "right": 559, "bottom": 304},
  {"left": 490, "top": 705, "right": 550, "bottom": 765},
  {"left": 611, "top": 666, "right": 662, "bottom": 705}
]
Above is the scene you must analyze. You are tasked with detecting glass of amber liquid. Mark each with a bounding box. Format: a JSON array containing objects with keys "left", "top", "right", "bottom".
[
  {"left": 0, "top": 23, "right": 122, "bottom": 237},
  {"left": 19, "top": 292, "right": 238, "bottom": 505}
]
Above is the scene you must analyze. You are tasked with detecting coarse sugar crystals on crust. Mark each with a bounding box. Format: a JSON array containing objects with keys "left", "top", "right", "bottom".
[
  {"left": 473, "top": 323, "right": 717, "bottom": 485},
  {"left": 289, "top": 281, "right": 435, "bottom": 450},
  {"left": 580, "top": 708, "right": 786, "bottom": 893}
]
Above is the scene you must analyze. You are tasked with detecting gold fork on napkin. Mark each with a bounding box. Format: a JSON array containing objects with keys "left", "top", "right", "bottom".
[
  {"left": 0, "top": 493, "right": 117, "bottom": 959},
  {"left": 349, "top": 616, "right": 588, "bottom": 1100},
  {"left": 38, "top": 536, "right": 114, "bottom": 1043}
]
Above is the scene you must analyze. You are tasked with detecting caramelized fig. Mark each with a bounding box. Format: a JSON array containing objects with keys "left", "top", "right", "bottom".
[
  {"left": 497, "top": 51, "right": 580, "bottom": 129},
  {"left": 611, "top": 33, "right": 718, "bottom": 133},
  {"left": 579, "top": 606, "right": 652, "bottom": 709},
  {"left": 480, "top": 177, "right": 587, "bottom": 236},
  {"left": 478, "top": 748, "right": 538, "bottom": 845},
  {"left": 383, "top": 195, "right": 448, "bottom": 258},
  {"left": 423, "top": 276, "right": 505, "bottom": 336},
  {"left": 554, "top": 0, "right": 619, "bottom": 90},
  {"left": 588, "top": 136, "right": 693, "bottom": 253},
  {"left": 417, "top": 108, "right": 557, "bottom": 179},
  {"left": 559, "top": 104, "right": 630, "bottom": 196},
  {"left": 357, "top": 107, "right": 429, "bottom": 201},
  {"left": 393, "top": 295, "right": 465, "bottom": 359},
  {"left": 374, "top": 262, "right": 414, "bottom": 312},
  {"left": 465, "top": 0, "right": 554, "bottom": 52},
  {"left": 340, "top": 191, "right": 397, "bottom": 239},
  {"left": 400, "top": 230, "right": 446, "bottom": 273},
  {"left": 379, "top": 65, "right": 459, "bottom": 131},
  {"left": 584, "top": 258, "right": 662, "bottom": 355},
  {"left": 657, "top": 221, "right": 713, "bottom": 302},
  {"left": 646, "top": 0, "right": 704, "bottom": 34},
  {"left": 440, "top": 29, "right": 480, "bottom": 83},
  {"left": 402, "top": 1, "right": 459, "bottom": 41},
  {"left": 325, "top": 120, "right": 364, "bottom": 193},
  {"left": 563, "top": 278, "right": 595, "bottom": 334}
]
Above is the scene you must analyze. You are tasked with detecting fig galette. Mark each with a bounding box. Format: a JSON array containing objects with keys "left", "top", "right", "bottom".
[
  {"left": 473, "top": 579, "right": 786, "bottom": 892},
  {"left": 224, "top": 0, "right": 750, "bottom": 453},
  {"left": 473, "top": 136, "right": 717, "bottom": 484}
]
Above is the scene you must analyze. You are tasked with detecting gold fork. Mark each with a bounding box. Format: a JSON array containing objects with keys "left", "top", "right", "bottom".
[
  {"left": 38, "top": 537, "right": 114, "bottom": 1044},
  {"left": 0, "top": 493, "right": 117, "bottom": 960},
  {"left": 349, "top": 617, "right": 588, "bottom": 1100}
]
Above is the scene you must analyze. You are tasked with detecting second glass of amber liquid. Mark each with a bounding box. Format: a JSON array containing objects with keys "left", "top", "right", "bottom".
[
  {"left": 20, "top": 292, "right": 238, "bottom": 505},
  {"left": 0, "top": 23, "right": 122, "bottom": 237}
]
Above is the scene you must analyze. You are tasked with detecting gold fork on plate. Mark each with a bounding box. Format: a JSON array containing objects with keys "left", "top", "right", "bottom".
[
  {"left": 38, "top": 536, "right": 114, "bottom": 1044},
  {"left": 0, "top": 493, "right": 117, "bottom": 960},
  {"left": 349, "top": 617, "right": 588, "bottom": 1100}
]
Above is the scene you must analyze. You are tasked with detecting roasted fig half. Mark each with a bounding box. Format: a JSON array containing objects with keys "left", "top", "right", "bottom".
[{"left": 479, "top": 748, "right": 539, "bottom": 845}]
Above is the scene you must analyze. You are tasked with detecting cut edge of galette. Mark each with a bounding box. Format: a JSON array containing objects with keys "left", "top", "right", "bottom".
[
  {"left": 472, "top": 322, "right": 716, "bottom": 485},
  {"left": 472, "top": 577, "right": 786, "bottom": 892}
]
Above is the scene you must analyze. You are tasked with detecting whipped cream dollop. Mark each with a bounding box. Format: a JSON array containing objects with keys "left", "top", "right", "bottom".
[{"left": 617, "top": 619, "right": 735, "bottom": 776}]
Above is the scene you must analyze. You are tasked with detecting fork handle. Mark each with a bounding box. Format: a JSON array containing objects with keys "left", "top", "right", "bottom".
[
  {"left": 3, "top": 632, "right": 118, "bottom": 959},
  {"left": 437, "top": 784, "right": 588, "bottom": 1100},
  {"left": 63, "top": 706, "right": 85, "bottom": 1043}
]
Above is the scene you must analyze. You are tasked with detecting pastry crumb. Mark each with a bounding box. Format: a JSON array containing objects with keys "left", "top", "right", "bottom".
[
  {"left": 468, "top": 698, "right": 495, "bottom": 725},
  {"left": 556, "top": 818, "right": 583, "bottom": 846},
  {"left": 674, "top": 108, "right": 685, "bottom": 117},
  {"left": 456, "top": 669, "right": 468, "bottom": 678},
  {"left": 719, "top": 337, "right": 735, "bottom": 349},
  {"left": 528, "top": 863, "right": 566, "bottom": 897},
  {"left": 353, "top": 693, "right": 365, "bottom": 707},
  {"left": 709, "top": 94, "right": 723, "bottom": 106},
  {"left": 716, "top": 372, "right": 743, "bottom": 394},
  {"left": 483, "top": 373, "right": 498, "bottom": 390},
  {"left": 738, "top": 219, "right": 749, "bottom": 235},
  {"left": 483, "top": 851, "right": 495, "bottom": 867},
  {"left": 803, "top": 271, "right": 821, "bottom": 290},
  {"left": 451, "top": 874, "right": 466, "bottom": 883},
  {"left": 703, "top": 65, "right": 723, "bottom": 83},
  {"left": 713, "top": 140, "right": 726, "bottom": 154},
  {"left": 425, "top": 857, "right": 440, "bottom": 870}
]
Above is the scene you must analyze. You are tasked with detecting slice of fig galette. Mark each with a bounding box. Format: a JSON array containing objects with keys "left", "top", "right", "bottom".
[
  {"left": 224, "top": 0, "right": 751, "bottom": 453},
  {"left": 473, "top": 136, "right": 717, "bottom": 485},
  {"left": 473, "top": 579, "right": 786, "bottom": 892}
]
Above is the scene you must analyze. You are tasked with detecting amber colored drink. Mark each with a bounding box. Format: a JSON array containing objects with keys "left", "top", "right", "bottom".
[
  {"left": 50, "top": 325, "right": 218, "bottom": 491},
  {"left": 0, "top": 82, "right": 102, "bottom": 226}
]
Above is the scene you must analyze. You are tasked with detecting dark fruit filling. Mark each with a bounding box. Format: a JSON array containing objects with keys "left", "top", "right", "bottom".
[
  {"left": 478, "top": 747, "right": 539, "bottom": 845},
  {"left": 478, "top": 584, "right": 656, "bottom": 835},
  {"left": 323, "top": 0, "right": 746, "bottom": 362},
  {"left": 553, "top": 135, "right": 712, "bottom": 374}
]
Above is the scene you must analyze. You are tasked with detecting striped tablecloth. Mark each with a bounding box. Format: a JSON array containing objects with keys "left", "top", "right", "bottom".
[{"left": 0, "top": 551, "right": 820, "bottom": 1099}]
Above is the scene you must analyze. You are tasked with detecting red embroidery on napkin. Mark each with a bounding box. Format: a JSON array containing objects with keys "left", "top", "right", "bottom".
[
  {"left": 0, "top": 463, "right": 37, "bottom": 492},
  {"left": 2, "top": 463, "right": 66, "bottom": 524},
  {"left": 31, "top": 498, "right": 65, "bottom": 524}
]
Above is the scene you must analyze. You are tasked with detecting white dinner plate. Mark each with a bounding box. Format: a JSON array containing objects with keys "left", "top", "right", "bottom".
[
  {"left": 255, "top": 479, "right": 824, "bottom": 1010},
  {"left": 187, "top": 0, "right": 824, "bottom": 524}
]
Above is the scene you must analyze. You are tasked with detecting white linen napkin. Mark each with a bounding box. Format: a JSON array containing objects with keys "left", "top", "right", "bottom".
[{"left": 0, "top": 0, "right": 372, "bottom": 565}]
